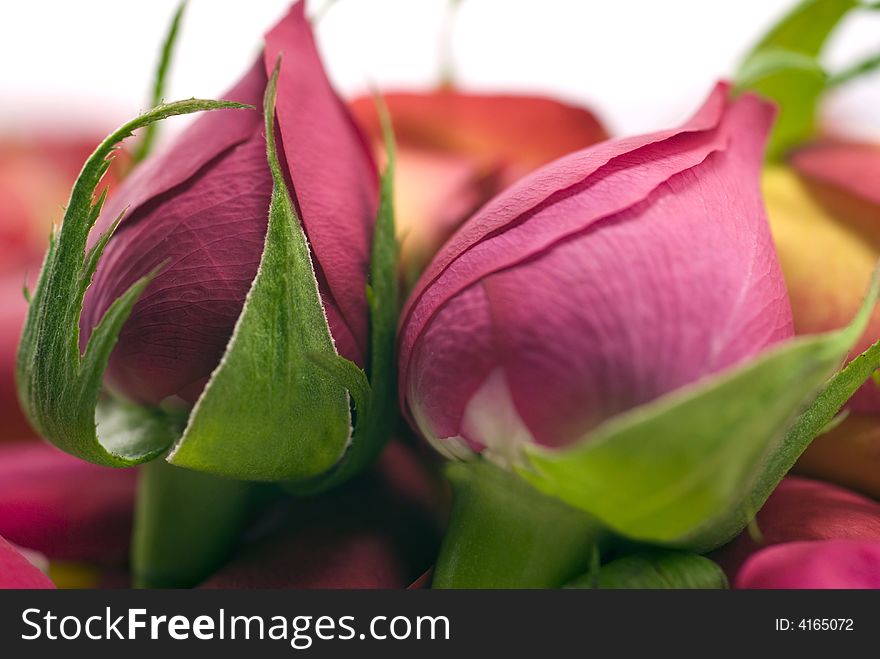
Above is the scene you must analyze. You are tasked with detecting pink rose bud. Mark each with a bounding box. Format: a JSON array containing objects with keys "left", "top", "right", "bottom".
[
  {"left": 80, "top": 3, "right": 377, "bottom": 405},
  {"left": 399, "top": 83, "right": 793, "bottom": 458}
]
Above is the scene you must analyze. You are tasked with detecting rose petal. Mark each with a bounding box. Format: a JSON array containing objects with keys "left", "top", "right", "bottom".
[
  {"left": 0, "top": 535, "right": 54, "bottom": 589},
  {"left": 736, "top": 539, "right": 880, "bottom": 589},
  {"left": 711, "top": 476, "right": 880, "bottom": 581},
  {"left": 0, "top": 441, "right": 136, "bottom": 565},
  {"left": 0, "top": 277, "right": 35, "bottom": 441},
  {"left": 351, "top": 91, "right": 607, "bottom": 274},
  {"left": 351, "top": 91, "right": 608, "bottom": 178}
]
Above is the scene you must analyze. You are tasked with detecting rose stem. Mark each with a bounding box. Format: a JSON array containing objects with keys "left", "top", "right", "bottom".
[
  {"left": 132, "top": 458, "right": 260, "bottom": 588},
  {"left": 431, "top": 459, "right": 606, "bottom": 588}
]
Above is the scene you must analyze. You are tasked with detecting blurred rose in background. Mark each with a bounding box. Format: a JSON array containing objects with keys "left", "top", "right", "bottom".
[
  {"left": 0, "top": 134, "right": 127, "bottom": 441},
  {"left": 764, "top": 140, "right": 880, "bottom": 501},
  {"left": 351, "top": 90, "right": 607, "bottom": 284}
]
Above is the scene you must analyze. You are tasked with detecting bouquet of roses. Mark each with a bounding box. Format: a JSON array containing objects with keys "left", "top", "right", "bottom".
[{"left": 4, "top": 0, "right": 880, "bottom": 590}]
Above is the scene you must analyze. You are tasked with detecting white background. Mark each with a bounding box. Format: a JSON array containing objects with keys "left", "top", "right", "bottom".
[{"left": 2, "top": 0, "right": 880, "bottom": 139}]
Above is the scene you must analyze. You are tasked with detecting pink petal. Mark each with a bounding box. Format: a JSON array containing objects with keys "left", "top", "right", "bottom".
[
  {"left": 736, "top": 539, "right": 880, "bottom": 589},
  {"left": 0, "top": 535, "right": 55, "bottom": 589},
  {"left": 712, "top": 476, "right": 880, "bottom": 581},
  {"left": 0, "top": 441, "right": 136, "bottom": 565},
  {"left": 791, "top": 139, "right": 880, "bottom": 207}
]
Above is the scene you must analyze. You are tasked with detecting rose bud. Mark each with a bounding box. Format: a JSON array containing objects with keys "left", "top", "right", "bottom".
[
  {"left": 763, "top": 142, "right": 880, "bottom": 496},
  {"left": 711, "top": 476, "right": 880, "bottom": 583},
  {"left": 0, "top": 535, "right": 54, "bottom": 589},
  {"left": 400, "top": 82, "right": 791, "bottom": 458},
  {"left": 736, "top": 539, "right": 880, "bottom": 589},
  {"left": 398, "top": 83, "right": 812, "bottom": 587},
  {"left": 351, "top": 91, "right": 607, "bottom": 282},
  {"left": 80, "top": 5, "right": 376, "bottom": 407}
]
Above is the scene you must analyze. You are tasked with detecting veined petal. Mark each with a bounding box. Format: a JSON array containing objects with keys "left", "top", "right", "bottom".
[{"left": 402, "top": 84, "right": 793, "bottom": 448}]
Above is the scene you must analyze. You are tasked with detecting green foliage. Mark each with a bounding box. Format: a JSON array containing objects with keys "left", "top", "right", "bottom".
[{"left": 735, "top": 0, "right": 858, "bottom": 159}]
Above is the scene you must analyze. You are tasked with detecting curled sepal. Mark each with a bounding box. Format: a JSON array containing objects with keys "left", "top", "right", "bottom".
[
  {"left": 735, "top": 0, "right": 858, "bottom": 160},
  {"left": 15, "top": 99, "right": 251, "bottom": 467},
  {"left": 518, "top": 267, "right": 880, "bottom": 547},
  {"left": 168, "top": 59, "right": 354, "bottom": 481}
]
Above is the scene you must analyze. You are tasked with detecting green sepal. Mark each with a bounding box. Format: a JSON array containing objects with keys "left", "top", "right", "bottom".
[
  {"left": 518, "top": 268, "right": 880, "bottom": 548},
  {"left": 15, "top": 98, "right": 251, "bottom": 467},
  {"left": 566, "top": 549, "right": 728, "bottom": 590},
  {"left": 291, "top": 94, "right": 400, "bottom": 495},
  {"left": 735, "top": 0, "right": 858, "bottom": 160}
]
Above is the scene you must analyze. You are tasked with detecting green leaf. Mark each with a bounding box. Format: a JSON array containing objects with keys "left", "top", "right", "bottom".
[
  {"left": 132, "top": 0, "right": 188, "bottom": 163},
  {"left": 15, "top": 98, "right": 252, "bottom": 467},
  {"left": 735, "top": 48, "right": 826, "bottom": 161},
  {"left": 517, "top": 268, "right": 880, "bottom": 547},
  {"left": 168, "top": 58, "right": 353, "bottom": 481},
  {"left": 566, "top": 549, "right": 728, "bottom": 590},
  {"left": 292, "top": 93, "right": 401, "bottom": 494},
  {"left": 735, "top": 0, "right": 858, "bottom": 160},
  {"left": 748, "top": 0, "right": 858, "bottom": 56},
  {"left": 827, "top": 49, "right": 880, "bottom": 88}
]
